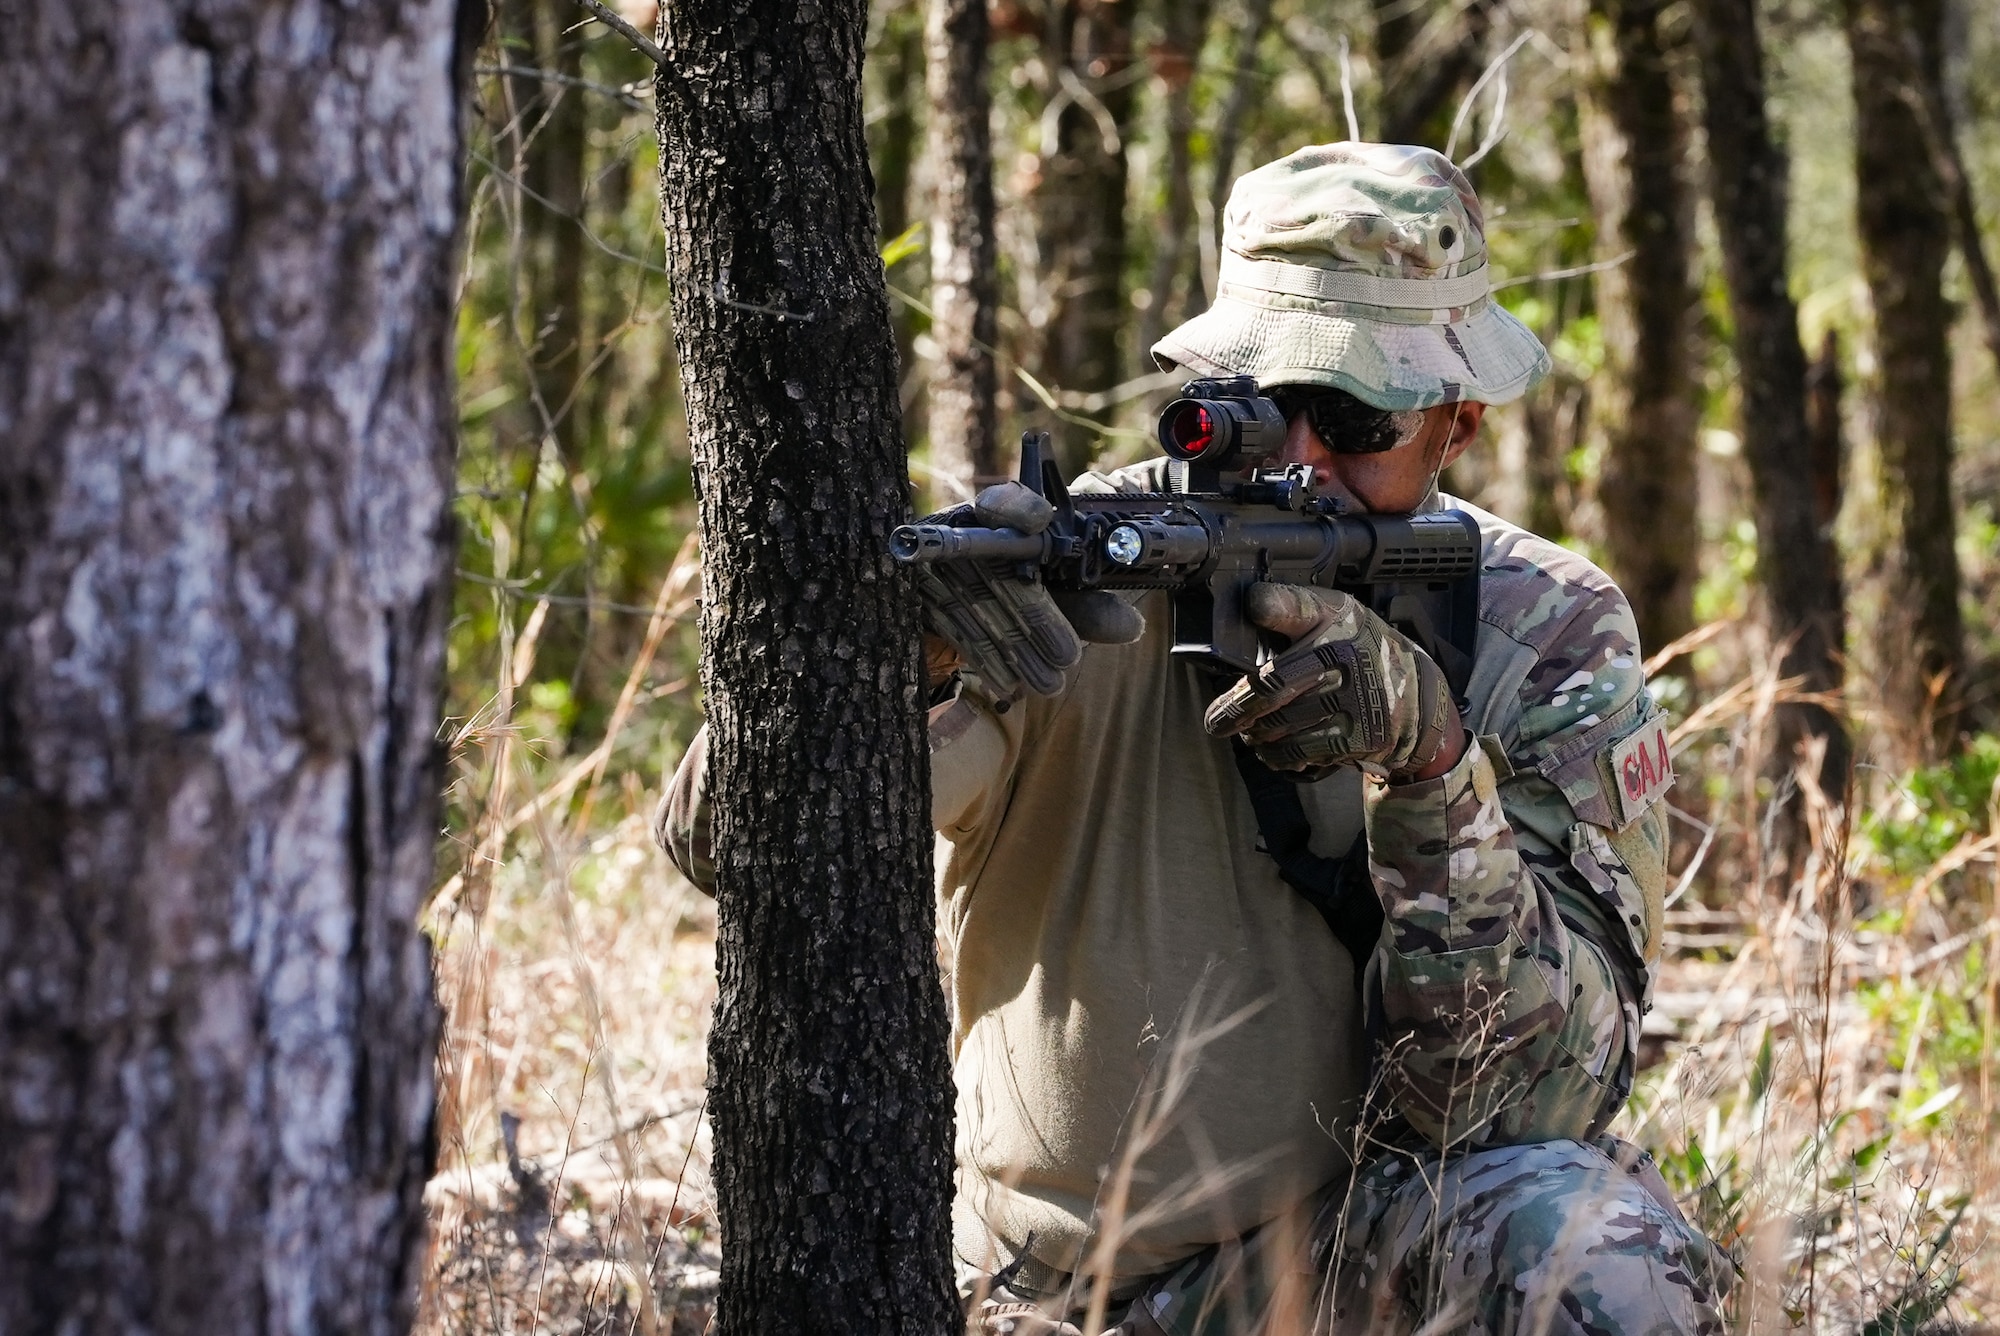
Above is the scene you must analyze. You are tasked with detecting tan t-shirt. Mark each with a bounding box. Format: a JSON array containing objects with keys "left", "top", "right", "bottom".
[{"left": 933, "top": 587, "right": 1372, "bottom": 1286}]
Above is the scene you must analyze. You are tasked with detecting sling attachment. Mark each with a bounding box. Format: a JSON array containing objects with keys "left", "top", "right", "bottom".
[{"left": 1230, "top": 741, "right": 1385, "bottom": 973}]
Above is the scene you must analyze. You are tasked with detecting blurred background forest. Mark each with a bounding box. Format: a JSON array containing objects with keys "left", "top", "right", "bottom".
[{"left": 420, "top": 0, "right": 2000, "bottom": 1330}]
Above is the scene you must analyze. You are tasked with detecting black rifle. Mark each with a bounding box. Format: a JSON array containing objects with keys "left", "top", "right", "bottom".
[{"left": 891, "top": 377, "right": 1483, "bottom": 695}]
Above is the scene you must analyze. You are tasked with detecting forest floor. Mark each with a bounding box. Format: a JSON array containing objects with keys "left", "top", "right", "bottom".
[{"left": 415, "top": 681, "right": 2000, "bottom": 1335}]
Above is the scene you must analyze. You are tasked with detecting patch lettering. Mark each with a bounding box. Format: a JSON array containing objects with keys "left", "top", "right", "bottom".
[{"left": 1609, "top": 716, "right": 1673, "bottom": 825}]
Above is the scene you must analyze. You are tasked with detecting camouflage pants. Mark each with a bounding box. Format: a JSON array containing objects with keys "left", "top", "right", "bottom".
[{"left": 1039, "top": 1137, "right": 1732, "bottom": 1336}]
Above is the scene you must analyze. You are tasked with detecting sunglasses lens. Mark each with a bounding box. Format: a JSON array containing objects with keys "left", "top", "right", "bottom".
[{"left": 1273, "top": 389, "right": 1402, "bottom": 454}]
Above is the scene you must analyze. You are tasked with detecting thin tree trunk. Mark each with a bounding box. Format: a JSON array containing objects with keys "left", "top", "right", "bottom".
[
  {"left": 1031, "top": 0, "right": 1137, "bottom": 473},
  {"left": 1136, "top": 0, "right": 1211, "bottom": 369},
  {"left": 871, "top": 0, "right": 927, "bottom": 417},
  {"left": 1206, "top": 0, "right": 1276, "bottom": 268},
  {"left": 652, "top": 3, "right": 957, "bottom": 1332},
  {"left": 0, "top": 1, "right": 474, "bottom": 1330},
  {"left": 1373, "top": 0, "right": 1498, "bottom": 146},
  {"left": 1690, "top": 0, "right": 1849, "bottom": 781},
  {"left": 1844, "top": 0, "right": 1963, "bottom": 752},
  {"left": 1806, "top": 331, "right": 1846, "bottom": 541},
  {"left": 525, "top": 4, "right": 591, "bottom": 468},
  {"left": 1578, "top": 0, "right": 1700, "bottom": 655},
  {"left": 926, "top": 0, "right": 1003, "bottom": 492}
]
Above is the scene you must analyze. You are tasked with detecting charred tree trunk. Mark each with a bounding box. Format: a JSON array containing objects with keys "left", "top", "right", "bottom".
[
  {"left": 524, "top": 4, "right": 590, "bottom": 468},
  {"left": 652, "top": 3, "right": 957, "bottom": 1333},
  {"left": 1032, "top": 0, "right": 1137, "bottom": 473},
  {"left": 870, "top": 0, "right": 927, "bottom": 418},
  {"left": 1806, "top": 331, "right": 1846, "bottom": 542},
  {"left": 1206, "top": 0, "right": 1276, "bottom": 259},
  {"left": 1691, "top": 0, "right": 1849, "bottom": 782},
  {"left": 0, "top": 1, "right": 473, "bottom": 1330},
  {"left": 1136, "top": 0, "right": 1211, "bottom": 367},
  {"left": 1373, "top": 0, "right": 1498, "bottom": 147},
  {"left": 1579, "top": 0, "right": 1701, "bottom": 655},
  {"left": 1844, "top": 0, "right": 1963, "bottom": 752},
  {"left": 926, "top": 0, "right": 1003, "bottom": 491}
]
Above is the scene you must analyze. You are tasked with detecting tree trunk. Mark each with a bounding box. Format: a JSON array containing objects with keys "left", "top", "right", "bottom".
[
  {"left": 522, "top": 1, "right": 591, "bottom": 469},
  {"left": 926, "top": 0, "right": 1003, "bottom": 492},
  {"left": 652, "top": 4, "right": 958, "bottom": 1333},
  {"left": 1844, "top": 0, "right": 1963, "bottom": 752},
  {"left": 870, "top": 0, "right": 927, "bottom": 423},
  {"left": 1373, "top": 0, "right": 1498, "bottom": 147},
  {"left": 1806, "top": 331, "right": 1846, "bottom": 541},
  {"left": 1578, "top": 0, "right": 1700, "bottom": 656},
  {"left": 1031, "top": 0, "right": 1137, "bottom": 473},
  {"left": 1206, "top": 0, "right": 1276, "bottom": 270},
  {"left": 1690, "top": 0, "right": 1849, "bottom": 781},
  {"left": 1135, "top": 0, "right": 1211, "bottom": 371},
  {"left": 0, "top": 1, "right": 473, "bottom": 1331}
]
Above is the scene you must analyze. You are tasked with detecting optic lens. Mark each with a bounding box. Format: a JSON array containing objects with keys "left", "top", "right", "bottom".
[
  {"left": 1162, "top": 402, "right": 1215, "bottom": 458},
  {"left": 1106, "top": 524, "right": 1145, "bottom": 566}
]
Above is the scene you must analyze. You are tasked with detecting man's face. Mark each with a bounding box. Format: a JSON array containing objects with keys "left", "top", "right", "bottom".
[{"left": 1277, "top": 400, "right": 1486, "bottom": 515}]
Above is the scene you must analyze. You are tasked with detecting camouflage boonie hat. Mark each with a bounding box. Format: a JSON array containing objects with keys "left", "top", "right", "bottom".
[{"left": 1152, "top": 142, "right": 1551, "bottom": 411}]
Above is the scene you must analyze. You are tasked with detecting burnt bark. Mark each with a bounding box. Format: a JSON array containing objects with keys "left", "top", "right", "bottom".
[
  {"left": 1135, "top": 0, "right": 1211, "bottom": 370},
  {"left": 870, "top": 0, "right": 927, "bottom": 413},
  {"left": 1373, "top": 0, "right": 1499, "bottom": 146},
  {"left": 1579, "top": 0, "right": 1701, "bottom": 655},
  {"left": 1031, "top": 0, "right": 1137, "bottom": 472},
  {"left": 1806, "top": 331, "right": 1846, "bottom": 539},
  {"left": 926, "top": 0, "right": 1003, "bottom": 489},
  {"left": 1690, "top": 0, "right": 1849, "bottom": 779},
  {"left": 0, "top": 0, "right": 473, "bottom": 1331},
  {"left": 1844, "top": 0, "right": 1963, "bottom": 751},
  {"left": 652, "top": 3, "right": 957, "bottom": 1333},
  {"left": 1206, "top": 0, "right": 1276, "bottom": 259}
]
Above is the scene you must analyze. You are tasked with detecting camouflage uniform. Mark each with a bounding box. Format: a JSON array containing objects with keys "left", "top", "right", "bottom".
[{"left": 658, "top": 143, "right": 1730, "bottom": 1333}]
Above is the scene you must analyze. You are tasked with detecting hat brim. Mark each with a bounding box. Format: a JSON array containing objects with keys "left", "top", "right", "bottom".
[{"left": 1151, "top": 295, "right": 1551, "bottom": 411}]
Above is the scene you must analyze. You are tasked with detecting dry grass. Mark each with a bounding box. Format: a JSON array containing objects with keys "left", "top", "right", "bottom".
[{"left": 416, "top": 597, "right": 2000, "bottom": 1334}]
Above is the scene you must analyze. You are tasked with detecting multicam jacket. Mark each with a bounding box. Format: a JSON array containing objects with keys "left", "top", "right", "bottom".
[{"left": 656, "top": 467, "right": 1671, "bottom": 1289}]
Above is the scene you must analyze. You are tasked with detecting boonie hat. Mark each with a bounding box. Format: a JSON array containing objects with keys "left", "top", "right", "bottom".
[{"left": 1152, "top": 142, "right": 1551, "bottom": 411}]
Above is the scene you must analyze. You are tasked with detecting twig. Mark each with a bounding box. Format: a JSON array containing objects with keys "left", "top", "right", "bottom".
[
  {"left": 470, "top": 150, "right": 674, "bottom": 277},
  {"left": 476, "top": 62, "right": 649, "bottom": 107},
  {"left": 1337, "top": 34, "right": 1360, "bottom": 141},
  {"left": 458, "top": 568, "right": 683, "bottom": 618},
  {"left": 574, "top": 0, "right": 668, "bottom": 69},
  {"left": 1489, "top": 250, "right": 1636, "bottom": 291},
  {"left": 1445, "top": 29, "right": 1534, "bottom": 163},
  {"left": 885, "top": 283, "right": 1150, "bottom": 445}
]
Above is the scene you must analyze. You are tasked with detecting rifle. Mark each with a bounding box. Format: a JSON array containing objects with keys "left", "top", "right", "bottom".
[{"left": 891, "top": 376, "right": 1484, "bottom": 695}]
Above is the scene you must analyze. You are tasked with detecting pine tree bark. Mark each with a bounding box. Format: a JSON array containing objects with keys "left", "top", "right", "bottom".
[
  {"left": 652, "top": 3, "right": 958, "bottom": 1333},
  {"left": 1578, "top": 0, "right": 1700, "bottom": 655},
  {"left": 1135, "top": 0, "right": 1212, "bottom": 371},
  {"left": 1031, "top": 0, "right": 1137, "bottom": 472},
  {"left": 926, "top": 0, "right": 1003, "bottom": 490},
  {"left": 1690, "top": 0, "right": 1849, "bottom": 779},
  {"left": 1844, "top": 0, "right": 1963, "bottom": 751},
  {"left": 0, "top": 1, "right": 475, "bottom": 1330}
]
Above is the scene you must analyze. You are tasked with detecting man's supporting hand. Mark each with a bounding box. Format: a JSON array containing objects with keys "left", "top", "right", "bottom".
[
  {"left": 1203, "top": 583, "right": 1461, "bottom": 780},
  {"left": 914, "top": 481, "right": 1143, "bottom": 698}
]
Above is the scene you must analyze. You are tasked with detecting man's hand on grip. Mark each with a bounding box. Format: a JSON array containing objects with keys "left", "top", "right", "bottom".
[
  {"left": 1202, "top": 583, "right": 1457, "bottom": 780},
  {"left": 915, "top": 481, "right": 1142, "bottom": 699}
]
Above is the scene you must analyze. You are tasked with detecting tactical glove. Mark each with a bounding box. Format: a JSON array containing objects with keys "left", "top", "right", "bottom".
[
  {"left": 915, "top": 481, "right": 1143, "bottom": 699},
  {"left": 1202, "top": 583, "right": 1456, "bottom": 779}
]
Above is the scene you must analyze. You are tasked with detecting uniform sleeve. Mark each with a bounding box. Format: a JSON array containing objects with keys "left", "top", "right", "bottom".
[
  {"left": 654, "top": 688, "right": 1018, "bottom": 895},
  {"left": 1361, "top": 588, "right": 1666, "bottom": 1151}
]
